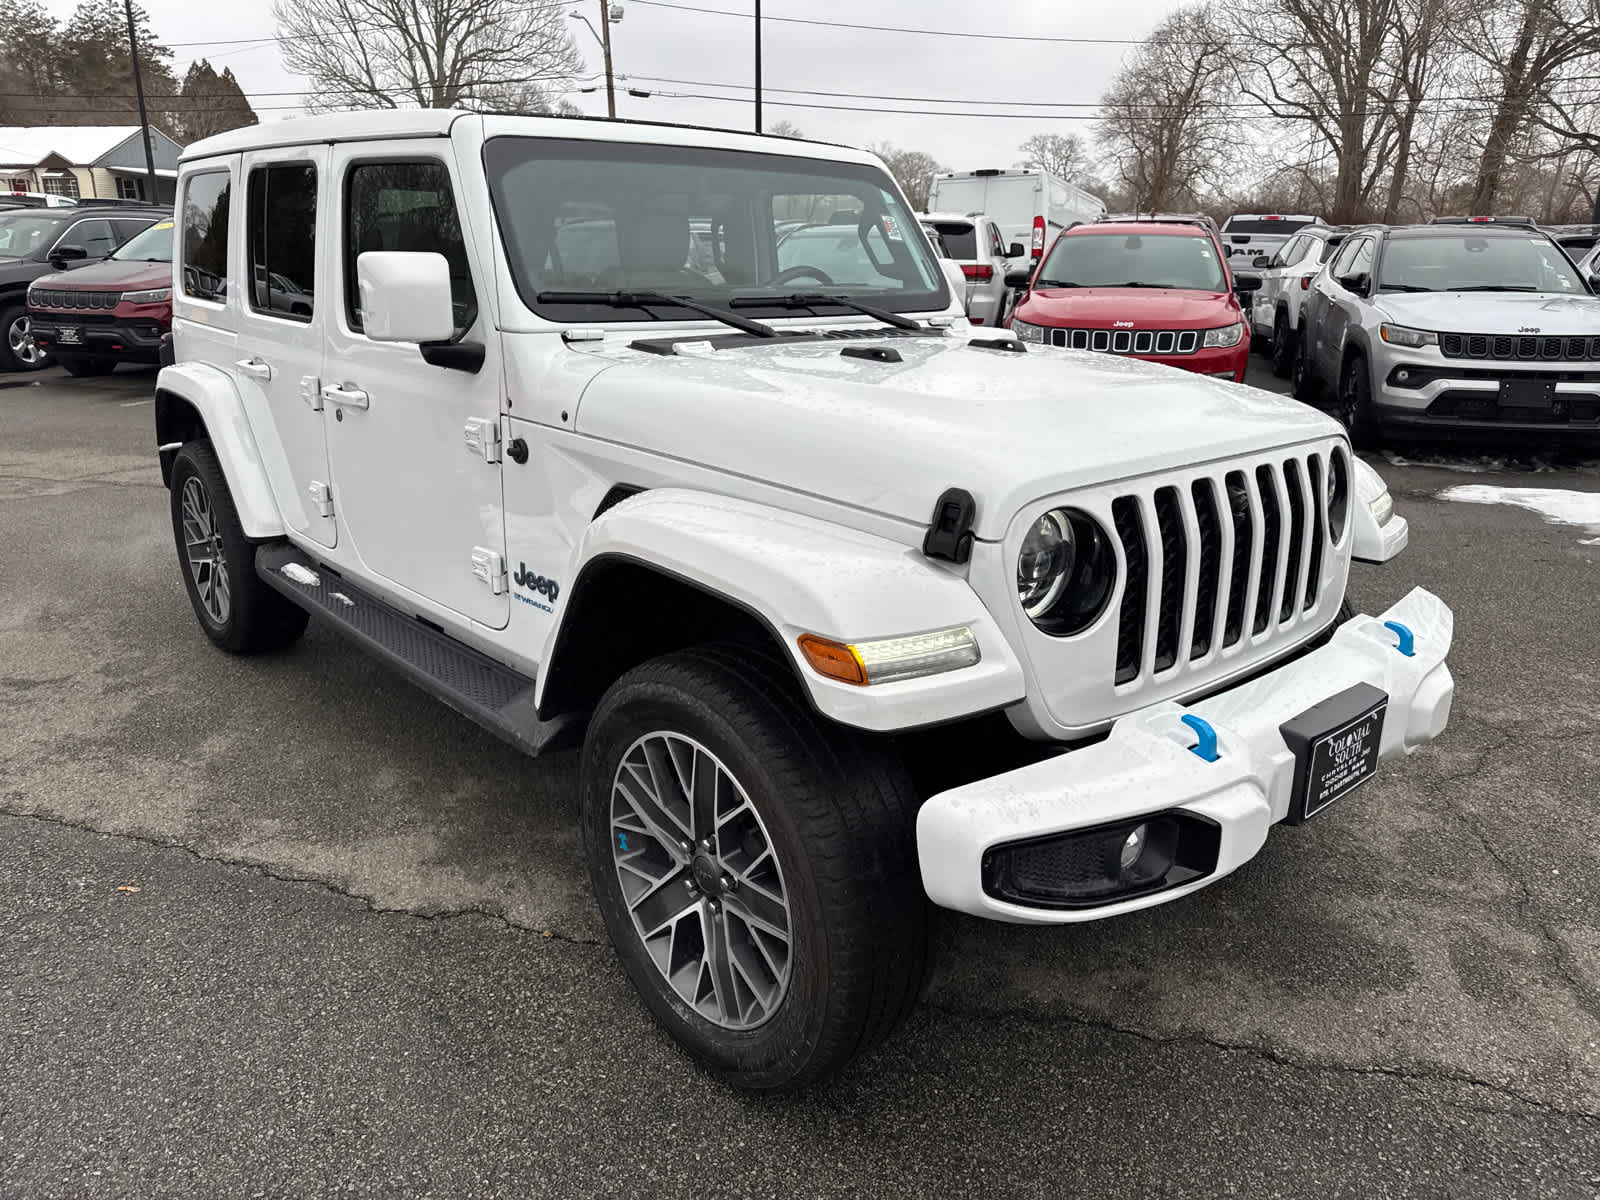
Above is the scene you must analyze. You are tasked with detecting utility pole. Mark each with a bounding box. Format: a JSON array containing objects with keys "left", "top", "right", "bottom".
[
  {"left": 754, "top": 0, "right": 762, "bottom": 133},
  {"left": 599, "top": 0, "right": 617, "bottom": 120},
  {"left": 123, "top": 0, "right": 159, "bottom": 203}
]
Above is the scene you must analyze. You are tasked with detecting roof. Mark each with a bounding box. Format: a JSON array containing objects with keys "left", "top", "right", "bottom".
[
  {"left": 920, "top": 212, "right": 979, "bottom": 224},
  {"left": 0, "top": 126, "right": 149, "bottom": 166},
  {"left": 1070, "top": 221, "right": 1211, "bottom": 237},
  {"left": 183, "top": 108, "right": 878, "bottom": 168},
  {"left": 1387, "top": 223, "right": 1544, "bottom": 239}
]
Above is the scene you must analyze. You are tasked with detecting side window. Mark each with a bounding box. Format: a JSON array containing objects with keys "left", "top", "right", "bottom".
[
  {"left": 989, "top": 222, "right": 1006, "bottom": 258},
  {"left": 248, "top": 163, "right": 317, "bottom": 321},
  {"left": 1270, "top": 236, "right": 1300, "bottom": 268},
  {"left": 112, "top": 218, "right": 154, "bottom": 244},
  {"left": 182, "top": 170, "right": 231, "bottom": 302},
  {"left": 1345, "top": 238, "right": 1375, "bottom": 283},
  {"left": 60, "top": 218, "right": 116, "bottom": 258},
  {"left": 1329, "top": 237, "right": 1364, "bottom": 281},
  {"left": 346, "top": 160, "right": 476, "bottom": 337}
]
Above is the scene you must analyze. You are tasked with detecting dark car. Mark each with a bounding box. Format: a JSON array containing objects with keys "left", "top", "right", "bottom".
[
  {"left": 0, "top": 203, "right": 167, "bottom": 371},
  {"left": 29, "top": 218, "right": 174, "bottom": 375}
]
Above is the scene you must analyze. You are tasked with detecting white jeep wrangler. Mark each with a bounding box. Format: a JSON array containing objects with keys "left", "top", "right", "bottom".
[{"left": 154, "top": 111, "right": 1454, "bottom": 1091}]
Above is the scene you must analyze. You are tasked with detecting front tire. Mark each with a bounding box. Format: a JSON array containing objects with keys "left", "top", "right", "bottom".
[
  {"left": 1337, "top": 353, "right": 1379, "bottom": 448},
  {"left": 581, "top": 646, "right": 936, "bottom": 1091},
  {"left": 0, "top": 305, "right": 50, "bottom": 371},
  {"left": 168, "top": 440, "right": 308, "bottom": 654},
  {"left": 1270, "top": 316, "right": 1297, "bottom": 378}
]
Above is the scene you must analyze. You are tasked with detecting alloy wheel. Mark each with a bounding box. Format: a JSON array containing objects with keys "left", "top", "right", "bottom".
[
  {"left": 180, "top": 475, "right": 231, "bottom": 625},
  {"left": 610, "top": 731, "right": 792, "bottom": 1031},
  {"left": 9, "top": 314, "right": 45, "bottom": 367}
]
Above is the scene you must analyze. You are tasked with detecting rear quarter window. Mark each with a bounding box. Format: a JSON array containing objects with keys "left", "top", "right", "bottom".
[{"left": 182, "top": 170, "right": 231, "bottom": 302}]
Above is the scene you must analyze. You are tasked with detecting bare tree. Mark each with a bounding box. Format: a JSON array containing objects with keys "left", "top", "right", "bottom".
[
  {"left": 1016, "top": 133, "right": 1089, "bottom": 180},
  {"left": 766, "top": 119, "right": 805, "bottom": 138},
  {"left": 273, "top": 0, "right": 582, "bottom": 112},
  {"left": 1460, "top": 0, "right": 1600, "bottom": 213},
  {"left": 870, "top": 143, "right": 944, "bottom": 210},
  {"left": 1097, "top": 4, "right": 1235, "bottom": 211}
]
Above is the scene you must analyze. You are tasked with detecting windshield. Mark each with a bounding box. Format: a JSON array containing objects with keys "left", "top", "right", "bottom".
[
  {"left": 1036, "top": 232, "right": 1226, "bottom": 291},
  {"left": 1224, "top": 218, "right": 1316, "bottom": 236},
  {"left": 1378, "top": 235, "right": 1585, "bottom": 294},
  {"left": 111, "top": 220, "right": 172, "bottom": 262},
  {"left": 483, "top": 137, "right": 947, "bottom": 321},
  {"left": 0, "top": 212, "right": 65, "bottom": 257}
]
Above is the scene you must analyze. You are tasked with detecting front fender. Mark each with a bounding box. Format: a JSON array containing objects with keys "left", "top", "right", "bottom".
[
  {"left": 156, "top": 363, "right": 282, "bottom": 540},
  {"left": 546, "top": 489, "right": 1026, "bottom": 732}
]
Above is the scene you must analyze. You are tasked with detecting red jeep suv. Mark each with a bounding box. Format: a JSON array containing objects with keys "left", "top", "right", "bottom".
[
  {"left": 27, "top": 218, "right": 172, "bottom": 376},
  {"left": 1006, "top": 220, "right": 1256, "bottom": 383}
]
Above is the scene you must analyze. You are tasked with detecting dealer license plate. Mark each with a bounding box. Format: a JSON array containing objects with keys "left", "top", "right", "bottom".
[
  {"left": 56, "top": 327, "right": 82, "bottom": 345},
  {"left": 1279, "top": 682, "right": 1388, "bottom": 824}
]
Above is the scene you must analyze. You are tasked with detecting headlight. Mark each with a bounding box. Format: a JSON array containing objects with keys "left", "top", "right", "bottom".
[
  {"left": 1369, "top": 490, "right": 1394, "bottom": 527},
  {"left": 1379, "top": 323, "right": 1436, "bottom": 348},
  {"left": 1018, "top": 508, "right": 1117, "bottom": 636},
  {"left": 1327, "top": 446, "right": 1351, "bottom": 544},
  {"left": 121, "top": 287, "right": 172, "bottom": 304},
  {"left": 1203, "top": 321, "right": 1245, "bottom": 348},
  {"left": 1010, "top": 318, "right": 1046, "bottom": 344}
]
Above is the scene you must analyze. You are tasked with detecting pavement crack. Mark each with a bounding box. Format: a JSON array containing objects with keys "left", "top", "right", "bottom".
[
  {"left": 0, "top": 806, "right": 609, "bottom": 950},
  {"left": 921, "top": 998, "right": 1600, "bottom": 1125}
]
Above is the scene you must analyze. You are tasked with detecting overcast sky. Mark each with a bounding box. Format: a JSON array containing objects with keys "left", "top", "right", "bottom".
[{"left": 39, "top": 0, "right": 1184, "bottom": 169}]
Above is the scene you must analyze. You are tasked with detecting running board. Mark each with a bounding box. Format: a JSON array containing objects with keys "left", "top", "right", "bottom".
[{"left": 256, "top": 544, "right": 578, "bottom": 757}]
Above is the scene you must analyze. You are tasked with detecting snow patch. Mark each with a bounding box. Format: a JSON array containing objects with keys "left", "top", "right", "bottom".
[
  {"left": 1582, "top": 537, "right": 1600, "bottom": 547},
  {"left": 330, "top": 591, "right": 355, "bottom": 606},
  {"left": 280, "top": 562, "right": 320, "bottom": 586},
  {"left": 1439, "top": 484, "right": 1600, "bottom": 540}
]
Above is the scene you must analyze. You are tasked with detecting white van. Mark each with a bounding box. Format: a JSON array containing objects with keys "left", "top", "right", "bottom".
[{"left": 928, "top": 168, "right": 1105, "bottom": 265}]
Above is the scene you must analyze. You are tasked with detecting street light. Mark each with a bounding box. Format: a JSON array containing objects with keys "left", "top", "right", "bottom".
[{"left": 570, "top": 4, "right": 624, "bottom": 119}]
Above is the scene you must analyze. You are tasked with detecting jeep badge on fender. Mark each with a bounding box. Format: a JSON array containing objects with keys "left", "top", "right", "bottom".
[{"left": 153, "top": 108, "right": 1456, "bottom": 1093}]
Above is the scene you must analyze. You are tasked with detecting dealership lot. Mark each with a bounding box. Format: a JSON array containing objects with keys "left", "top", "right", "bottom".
[{"left": 3, "top": 365, "right": 1599, "bottom": 1196}]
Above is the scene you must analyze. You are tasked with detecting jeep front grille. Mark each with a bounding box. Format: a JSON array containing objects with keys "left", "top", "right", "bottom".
[
  {"left": 29, "top": 288, "right": 121, "bottom": 311},
  {"left": 1050, "top": 327, "right": 1200, "bottom": 356},
  {"left": 1439, "top": 332, "right": 1600, "bottom": 361},
  {"left": 1111, "top": 451, "right": 1335, "bottom": 687}
]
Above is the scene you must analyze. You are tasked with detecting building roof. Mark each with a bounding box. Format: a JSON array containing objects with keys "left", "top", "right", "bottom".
[{"left": 0, "top": 126, "right": 155, "bottom": 166}]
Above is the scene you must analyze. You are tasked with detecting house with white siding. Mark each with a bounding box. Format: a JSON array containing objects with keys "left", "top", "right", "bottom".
[{"left": 0, "top": 126, "right": 183, "bottom": 205}]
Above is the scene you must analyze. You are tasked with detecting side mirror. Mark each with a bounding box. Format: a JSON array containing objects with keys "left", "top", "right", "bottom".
[
  {"left": 1004, "top": 269, "right": 1033, "bottom": 289},
  {"left": 1252, "top": 255, "right": 1272, "bottom": 269},
  {"left": 50, "top": 243, "right": 88, "bottom": 268},
  {"left": 356, "top": 250, "right": 455, "bottom": 343},
  {"left": 1234, "top": 273, "right": 1262, "bottom": 293},
  {"left": 1340, "top": 272, "right": 1369, "bottom": 296},
  {"left": 1007, "top": 242, "right": 1026, "bottom": 260}
]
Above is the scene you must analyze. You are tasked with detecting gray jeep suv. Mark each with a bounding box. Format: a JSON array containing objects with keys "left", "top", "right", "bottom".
[{"left": 1296, "top": 218, "right": 1600, "bottom": 445}]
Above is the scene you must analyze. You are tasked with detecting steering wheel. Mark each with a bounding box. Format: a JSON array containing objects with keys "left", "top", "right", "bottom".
[{"left": 769, "top": 265, "right": 836, "bottom": 287}]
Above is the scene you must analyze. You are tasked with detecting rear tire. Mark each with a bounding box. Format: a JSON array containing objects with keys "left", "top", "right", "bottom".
[
  {"left": 580, "top": 645, "right": 937, "bottom": 1091},
  {"left": 168, "top": 439, "right": 308, "bottom": 654},
  {"left": 1291, "top": 333, "right": 1318, "bottom": 402},
  {"left": 1270, "top": 316, "right": 1297, "bottom": 378},
  {"left": 59, "top": 355, "right": 116, "bottom": 377}
]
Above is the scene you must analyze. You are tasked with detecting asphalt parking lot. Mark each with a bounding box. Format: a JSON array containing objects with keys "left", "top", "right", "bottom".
[{"left": 3, "top": 360, "right": 1599, "bottom": 1199}]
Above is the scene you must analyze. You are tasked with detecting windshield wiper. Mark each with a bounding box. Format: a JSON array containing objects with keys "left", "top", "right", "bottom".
[
  {"left": 1451, "top": 285, "right": 1540, "bottom": 292},
  {"left": 1379, "top": 283, "right": 1432, "bottom": 292},
  {"left": 535, "top": 290, "right": 776, "bottom": 338},
  {"left": 1034, "top": 279, "right": 1080, "bottom": 288},
  {"left": 728, "top": 292, "right": 925, "bottom": 331}
]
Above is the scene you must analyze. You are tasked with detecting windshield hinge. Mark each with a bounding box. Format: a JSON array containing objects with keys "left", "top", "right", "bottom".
[
  {"left": 307, "top": 480, "right": 333, "bottom": 518},
  {"left": 463, "top": 417, "right": 501, "bottom": 463},
  {"left": 922, "top": 487, "right": 977, "bottom": 565},
  {"left": 471, "top": 547, "right": 507, "bottom": 594}
]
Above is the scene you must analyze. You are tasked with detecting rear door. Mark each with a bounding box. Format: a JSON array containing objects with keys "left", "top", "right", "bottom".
[
  {"left": 232, "top": 146, "right": 335, "bottom": 548},
  {"left": 322, "top": 141, "right": 508, "bottom": 628},
  {"left": 1315, "top": 236, "right": 1373, "bottom": 377}
]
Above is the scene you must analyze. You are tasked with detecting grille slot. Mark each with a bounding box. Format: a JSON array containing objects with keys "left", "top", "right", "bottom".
[
  {"left": 1252, "top": 466, "right": 1281, "bottom": 635},
  {"left": 1152, "top": 488, "right": 1186, "bottom": 673},
  {"left": 1111, "top": 497, "right": 1147, "bottom": 685},
  {"left": 1280, "top": 459, "right": 1308, "bottom": 622},
  {"left": 1304, "top": 456, "right": 1325, "bottom": 611},
  {"left": 1189, "top": 479, "right": 1222, "bottom": 659},
  {"left": 1222, "top": 471, "right": 1252, "bottom": 647}
]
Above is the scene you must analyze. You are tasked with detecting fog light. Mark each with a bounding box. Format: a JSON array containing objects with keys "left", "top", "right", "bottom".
[
  {"left": 981, "top": 812, "right": 1221, "bottom": 910},
  {"left": 1119, "top": 824, "right": 1147, "bottom": 870},
  {"left": 1397, "top": 369, "right": 1410, "bottom": 382}
]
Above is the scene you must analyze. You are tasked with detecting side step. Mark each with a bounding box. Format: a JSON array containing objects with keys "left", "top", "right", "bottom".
[{"left": 256, "top": 544, "right": 578, "bottom": 757}]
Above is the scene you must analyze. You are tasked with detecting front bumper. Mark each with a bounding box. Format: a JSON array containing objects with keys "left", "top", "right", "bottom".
[
  {"left": 29, "top": 310, "right": 170, "bottom": 364},
  {"left": 1374, "top": 351, "right": 1600, "bottom": 436},
  {"left": 917, "top": 587, "right": 1453, "bottom": 923}
]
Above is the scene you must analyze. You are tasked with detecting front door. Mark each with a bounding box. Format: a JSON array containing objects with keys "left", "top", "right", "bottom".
[
  {"left": 323, "top": 141, "right": 508, "bottom": 629},
  {"left": 233, "top": 146, "right": 335, "bottom": 548}
]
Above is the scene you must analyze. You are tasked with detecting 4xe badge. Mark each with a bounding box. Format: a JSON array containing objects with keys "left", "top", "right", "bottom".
[{"left": 513, "top": 563, "right": 560, "bottom": 613}]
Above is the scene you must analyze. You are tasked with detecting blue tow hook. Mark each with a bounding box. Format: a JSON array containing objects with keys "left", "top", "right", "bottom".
[
  {"left": 1181, "top": 714, "right": 1220, "bottom": 762},
  {"left": 1383, "top": 620, "right": 1416, "bottom": 657}
]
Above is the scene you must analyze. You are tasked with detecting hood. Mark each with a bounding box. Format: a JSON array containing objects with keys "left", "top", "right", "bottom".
[
  {"left": 567, "top": 331, "right": 1341, "bottom": 540},
  {"left": 31, "top": 258, "right": 170, "bottom": 290},
  {"left": 1374, "top": 290, "right": 1600, "bottom": 334},
  {"left": 1016, "top": 287, "right": 1239, "bottom": 329}
]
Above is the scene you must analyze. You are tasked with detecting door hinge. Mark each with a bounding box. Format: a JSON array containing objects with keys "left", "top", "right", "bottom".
[
  {"left": 463, "top": 417, "right": 501, "bottom": 463},
  {"left": 300, "top": 375, "right": 323, "bottom": 411},
  {"left": 470, "top": 547, "right": 507, "bottom": 594},
  {"left": 308, "top": 480, "right": 334, "bottom": 518}
]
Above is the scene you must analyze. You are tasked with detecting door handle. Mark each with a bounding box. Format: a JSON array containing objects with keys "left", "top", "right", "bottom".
[
  {"left": 321, "top": 383, "right": 369, "bottom": 410},
  {"left": 235, "top": 357, "right": 272, "bottom": 381}
]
